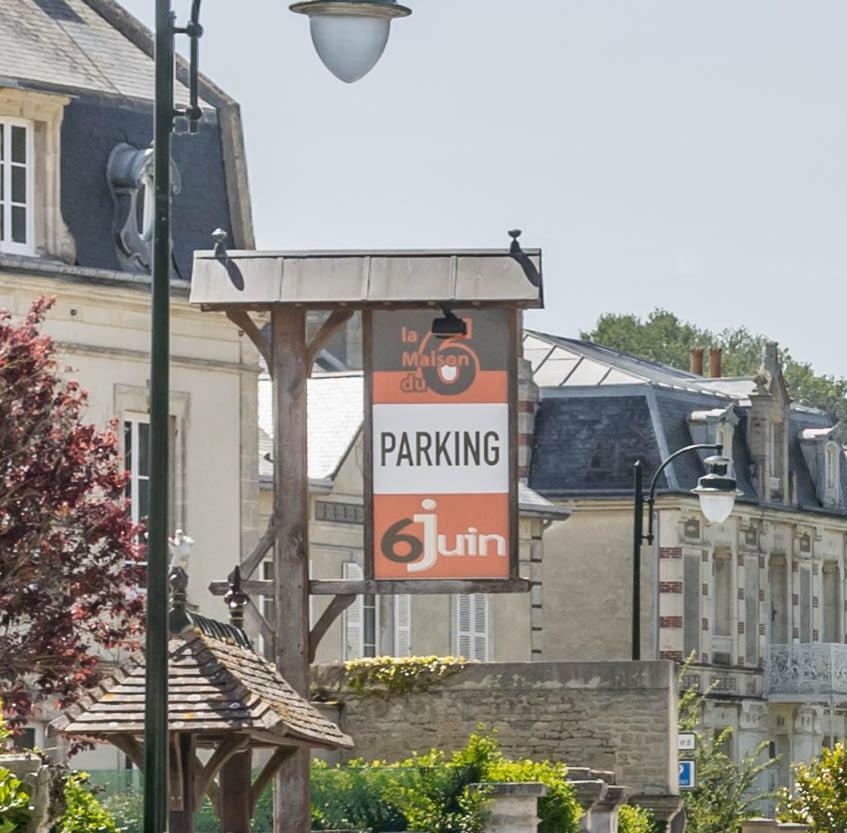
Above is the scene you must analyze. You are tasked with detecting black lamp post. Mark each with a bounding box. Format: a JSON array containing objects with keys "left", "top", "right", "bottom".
[
  {"left": 631, "top": 445, "right": 740, "bottom": 661},
  {"left": 144, "top": 3, "right": 410, "bottom": 832}
]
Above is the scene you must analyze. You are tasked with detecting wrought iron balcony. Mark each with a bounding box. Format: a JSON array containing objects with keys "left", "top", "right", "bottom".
[{"left": 766, "top": 643, "right": 847, "bottom": 698}]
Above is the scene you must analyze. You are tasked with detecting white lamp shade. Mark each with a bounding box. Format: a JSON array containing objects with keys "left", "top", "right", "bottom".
[
  {"left": 309, "top": 13, "right": 391, "bottom": 83},
  {"left": 697, "top": 491, "right": 736, "bottom": 525}
]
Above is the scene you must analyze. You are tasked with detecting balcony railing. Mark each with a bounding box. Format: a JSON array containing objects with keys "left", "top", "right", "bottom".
[{"left": 766, "top": 643, "right": 847, "bottom": 698}]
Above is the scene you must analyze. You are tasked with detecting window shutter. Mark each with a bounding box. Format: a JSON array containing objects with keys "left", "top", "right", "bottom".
[
  {"left": 394, "top": 595, "right": 412, "bottom": 657},
  {"left": 456, "top": 595, "right": 472, "bottom": 658},
  {"left": 472, "top": 595, "right": 490, "bottom": 661},
  {"left": 683, "top": 552, "right": 701, "bottom": 659},
  {"left": 342, "top": 562, "right": 363, "bottom": 660},
  {"left": 309, "top": 560, "right": 314, "bottom": 629},
  {"left": 456, "top": 595, "right": 489, "bottom": 661}
]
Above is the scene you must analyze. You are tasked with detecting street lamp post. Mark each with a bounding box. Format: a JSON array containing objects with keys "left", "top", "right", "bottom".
[
  {"left": 144, "top": 4, "right": 410, "bottom": 833},
  {"left": 631, "top": 445, "right": 741, "bottom": 661}
]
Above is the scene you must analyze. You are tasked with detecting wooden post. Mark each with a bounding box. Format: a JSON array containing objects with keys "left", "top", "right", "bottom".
[
  {"left": 168, "top": 734, "right": 196, "bottom": 833},
  {"left": 220, "top": 749, "right": 253, "bottom": 833},
  {"left": 271, "top": 306, "right": 311, "bottom": 833}
]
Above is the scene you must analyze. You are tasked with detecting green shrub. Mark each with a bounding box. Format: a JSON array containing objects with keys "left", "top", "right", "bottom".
[
  {"left": 778, "top": 742, "right": 847, "bottom": 831},
  {"left": 308, "top": 733, "right": 582, "bottom": 833},
  {"left": 342, "top": 657, "right": 467, "bottom": 698},
  {"left": 0, "top": 768, "right": 31, "bottom": 833},
  {"left": 55, "top": 773, "right": 121, "bottom": 833},
  {"left": 618, "top": 804, "right": 661, "bottom": 833}
]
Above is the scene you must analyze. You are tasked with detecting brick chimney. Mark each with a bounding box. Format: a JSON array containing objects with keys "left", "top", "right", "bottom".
[
  {"left": 709, "top": 347, "right": 722, "bottom": 378},
  {"left": 690, "top": 348, "right": 704, "bottom": 376}
]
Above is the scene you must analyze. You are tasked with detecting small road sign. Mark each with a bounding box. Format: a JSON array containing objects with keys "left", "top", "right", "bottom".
[
  {"left": 679, "top": 759, "right": 697, "bottom": 790},
  {"left": 678, "top": 733, "right": 697, "bottom": 751}
]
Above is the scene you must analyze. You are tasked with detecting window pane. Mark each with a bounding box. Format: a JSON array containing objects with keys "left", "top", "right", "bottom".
[
  {"left": 138, "top": 478, "right": 150, "bottom": 521},
  {"left": 0, "top": 125, "right": 4, "bottom": 161},
  {"left": 11, "top": 206, "right": 25, "bottom": 243},
  {"left": 11, "top": 126, "right": 26, "bottom": 164},
  {"left": 11, "top": 166, "right": 25, "bottom": 204},
  {"left": 714, "top": 555, "right": 732, "bottom": 637},
  {"left": 138, "top": 423, "right": 150, "bottom": 477},
  {"left": 0, "top": 205, "right": 4, "bottom": 242}
]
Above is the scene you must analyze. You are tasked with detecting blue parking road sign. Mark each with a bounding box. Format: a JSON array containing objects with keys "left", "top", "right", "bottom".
[{"left": 679, "top": 760, "right": 696, "bottom": 790}]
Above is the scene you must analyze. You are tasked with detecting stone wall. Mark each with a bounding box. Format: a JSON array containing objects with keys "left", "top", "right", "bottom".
[{"left": 313, "top": 660, "right": 678, "bottom": 796}]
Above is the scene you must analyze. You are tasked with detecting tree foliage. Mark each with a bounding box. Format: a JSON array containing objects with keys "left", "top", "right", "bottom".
[
  {"left": 778, "top": 742, "right": 847, "bottom": 831},
  {"left": 0, "top": 298, "right": 143, "bottom": 726},
  {"left": 581, "top": 309, "right": 847, "bottom": 426}
]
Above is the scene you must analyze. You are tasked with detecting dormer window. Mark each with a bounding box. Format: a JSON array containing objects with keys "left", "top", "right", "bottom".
[
  {"left": 826, "top": 442, "right": 839, "bottom": 492},
  {"left": 0, "top": 119, "right": 33, "bottom": 255}
]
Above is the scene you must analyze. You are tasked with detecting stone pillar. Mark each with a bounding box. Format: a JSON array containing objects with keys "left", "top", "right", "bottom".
[
  {"left": 738, "top": 702, "right": 770, "bottom": 800},
  {"left": 629, "top": 794, "right": 684, "bottom": 833},
  {"left": 567, "top": 779, "right": 607, "bottom": 833},
  {"left": 590, "top": 785, "right": 630, "bottom": 833},
  {"left": 473, "top": 782, "right": 548, "bottom": 833},
  {"left": 2, "top": 754, "right": 61, "bottom": 833},
  {"left": 793, "top": 706, "right": 824, "bottom": 773}
]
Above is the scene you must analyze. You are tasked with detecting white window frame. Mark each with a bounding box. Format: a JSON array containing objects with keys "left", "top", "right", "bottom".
[
  {"left": 826, "top": 442, "right": 839, "bottom": 493},
  {"left": 342, "top": 561, "right": 379, "bottom": 660},
  {"left": 124, "top": 413, "right": 150, "bottom": 527},
  {"left": 455, "top": 594, "right": 490, "bottom": 661},
  {"left": 0, "top": 118, "right": 34, "bottom": 256}
]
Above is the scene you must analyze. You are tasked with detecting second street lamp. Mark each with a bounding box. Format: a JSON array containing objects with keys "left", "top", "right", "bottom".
[{"left": 631, "top": 445, "right": 741, "bottom": 661}]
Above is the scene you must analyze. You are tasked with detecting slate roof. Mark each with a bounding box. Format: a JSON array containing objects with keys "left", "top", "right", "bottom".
[
  {"left": 0, "top": 0, "right": 249, "bottom": 277},
  {"left": 0, "top": 0, "right": 194, "bottom": 102},
  {"left": 258, "top": 371, "right": 567, "bottom": 518},
  {"left": 55, "top": 620, "right": 352, "bottom": 749},
  {"left": 527, "top": 330, "right": 847, "bottom": 518}
]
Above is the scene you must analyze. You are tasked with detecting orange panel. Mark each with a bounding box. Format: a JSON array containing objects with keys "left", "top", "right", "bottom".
[{"left": 373, "top": 493, "right": 511, "bottom": 580}]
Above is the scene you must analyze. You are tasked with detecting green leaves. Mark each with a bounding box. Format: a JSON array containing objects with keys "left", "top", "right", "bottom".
[
  {"left": 343, "top": 656, "right": 467, "bottom": 697},
  {"left": 778, "top": 742, "right": 847, "bottom": 831},
  {"left": 55, "top": 772, "right": 121, "bottom": 833},
  {"left": 308, "top": 732, "right": 583, "bottom": 833},
  {"left": 0, "top": 768, "right": 31, "bottom": 833}
]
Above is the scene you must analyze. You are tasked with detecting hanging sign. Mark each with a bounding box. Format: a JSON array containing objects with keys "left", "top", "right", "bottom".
[{"left": 364, "top": 308, "right": 518, "bottom": 584}]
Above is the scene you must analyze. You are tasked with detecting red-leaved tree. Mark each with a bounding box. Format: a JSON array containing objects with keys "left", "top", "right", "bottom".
[{"left": 0, "top": 297, "right": 144, "bottom": 727}]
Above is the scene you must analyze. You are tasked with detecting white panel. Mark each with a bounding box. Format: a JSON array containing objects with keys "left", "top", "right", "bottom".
[
  {"left": 563, "top": 359, "right": 612, "bottom": 387},
  {"left": 342, "top": 562, "right": 363, "bottom": 660},
  {"left": 601, "top": 369, "right": 643, "bottom": 385},
  {"left": 394, "top": 595, "right": 412, "bottom": 657},
  {"left": 373, "top": 403, "right": 509, "bottom": 495},
  {"left": 532, "top": 357, "right": 580, "bottom": 387}
]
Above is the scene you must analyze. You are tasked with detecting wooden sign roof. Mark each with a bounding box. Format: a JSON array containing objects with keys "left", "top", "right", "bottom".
[
  {"left": 54, "top": 621, "right": 352, "bottom": 751},
  {"left": 190, "top": 246, "right": 544, "bottom": 311}
]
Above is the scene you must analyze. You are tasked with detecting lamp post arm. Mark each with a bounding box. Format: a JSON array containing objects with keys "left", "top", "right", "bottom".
[{"left": 643, "top": 443, "right": 722, "bottom": 543}]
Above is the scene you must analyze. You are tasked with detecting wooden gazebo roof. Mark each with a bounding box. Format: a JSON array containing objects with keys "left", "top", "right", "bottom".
[{"left": 54, "top": 575, "right": 351, "bottom": 752}]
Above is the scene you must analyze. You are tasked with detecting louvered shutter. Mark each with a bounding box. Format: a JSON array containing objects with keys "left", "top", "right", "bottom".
[
  {"left": 394, "top": 595, "right": 412, "bottom": 657},
  {"left": 342, "top": 562, "right": 363, "bottom": 659},
  {"left": 456, "top": 595, "right": 472, "bottom": 658},
  {"left": 472, "top": 595, "right": 490, "bottom": 661}
]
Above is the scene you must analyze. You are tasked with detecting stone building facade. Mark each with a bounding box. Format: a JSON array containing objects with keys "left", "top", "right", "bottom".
[
  {"left": 0, "top": 0, "right": 257, "bottom": 768},
  {"left": 524, "top": 331, "right": 847, "bottom": 792}
]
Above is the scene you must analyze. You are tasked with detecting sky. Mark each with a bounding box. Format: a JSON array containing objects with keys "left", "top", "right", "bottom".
[{"left": 121, "top": 0, "right": 847, "bottom": 376}]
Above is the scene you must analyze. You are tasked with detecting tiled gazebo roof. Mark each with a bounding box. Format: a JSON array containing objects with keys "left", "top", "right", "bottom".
[{"left": 54, "top": 602, "right": 351, "bottom": 751}]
